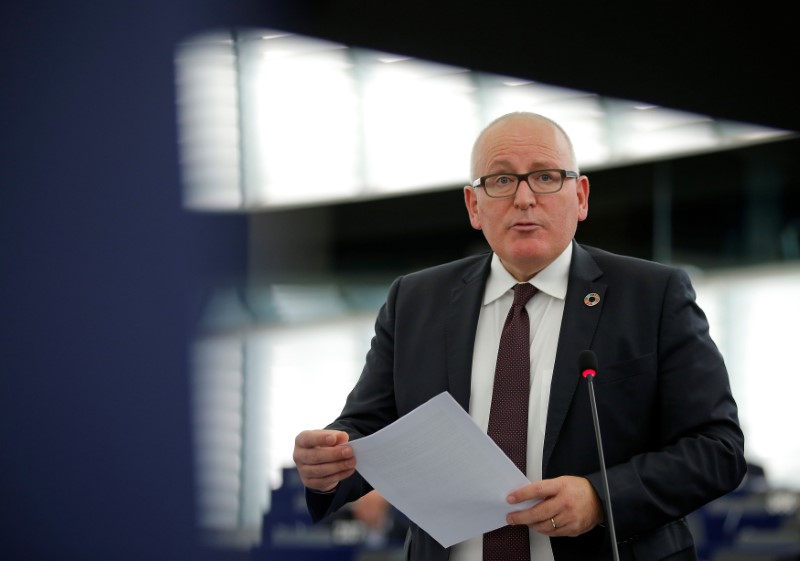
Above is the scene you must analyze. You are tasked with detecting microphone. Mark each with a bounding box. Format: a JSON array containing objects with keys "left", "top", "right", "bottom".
[{"left": 579, "top": 350, "right": 620, "bottom": 561}]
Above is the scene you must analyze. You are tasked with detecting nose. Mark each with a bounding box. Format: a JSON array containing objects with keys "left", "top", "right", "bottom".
[{"left": 513, "top": 179, "right": 537, "bottom": 208}]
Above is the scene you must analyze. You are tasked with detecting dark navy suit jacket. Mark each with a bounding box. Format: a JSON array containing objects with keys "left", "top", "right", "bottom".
[{"left": 307, "top": 242, "right": 746, "bottom": 561}]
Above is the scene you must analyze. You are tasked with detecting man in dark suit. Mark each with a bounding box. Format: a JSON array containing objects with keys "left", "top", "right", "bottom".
[{"left": 293, "top": 112, "right": 746, "bottom": 560}]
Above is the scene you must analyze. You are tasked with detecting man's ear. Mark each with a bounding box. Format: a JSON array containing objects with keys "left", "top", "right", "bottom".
[
  {"left": 577, "top": 175, "right": 590, "bottom": 222},
  {"left": 464, "top": 186, "right": 482, "bottom": 230}
]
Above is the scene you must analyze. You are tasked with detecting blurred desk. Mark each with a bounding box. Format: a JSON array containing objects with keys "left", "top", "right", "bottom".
[
  {"left": 251, "top": 468, "right": 405, "bottom": 561},
  {"left": 689, "top": 487, "right": 800, "bottom": 561}
]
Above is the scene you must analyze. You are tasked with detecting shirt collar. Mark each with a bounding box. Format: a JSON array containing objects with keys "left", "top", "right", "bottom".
[{"left": 483, "top": 241, "right": 573, "bottom": 305}]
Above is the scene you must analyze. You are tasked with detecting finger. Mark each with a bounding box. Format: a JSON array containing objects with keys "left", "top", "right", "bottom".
[
  {"left": 547, "top": 514, "right": 564, "bottom": 533},
  {"left": 507, "top": 509, "right": 566, "bottom": 537},
  {"left": 295, "top": 429, "right": 350, "bottom": 449},
  {"left": 299, "top": 455, "right": 356, "bottom": 480},
  {"left": 302, "top": 464, "right": 357, "bottom": 492},
  {"left": 295, "top": 449, "right": 356, "bottom": 489},
  {"left": 507, "top": 478, "right": 563, "bottom": 505},
  {"left": 299, "top": 456, "right": 356, "bottom": 482},
  {"left": 294, "top": 441, "right": 353, "bottom": 466},
  {"left": 293, "top": 430, "right": 353, "bottom": 467},
  {"left": 505, "top": 492, "right": 562, "bottom": 528}
]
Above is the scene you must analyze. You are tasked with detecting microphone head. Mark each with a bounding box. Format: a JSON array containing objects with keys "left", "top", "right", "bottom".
[{"left": 580, "top": 350, "right": 598, "bottom": 378}]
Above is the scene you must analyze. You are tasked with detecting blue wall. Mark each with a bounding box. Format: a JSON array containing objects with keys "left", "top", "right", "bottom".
[{"left": 0, "top": 2, "right": 262, "bottom": 559}]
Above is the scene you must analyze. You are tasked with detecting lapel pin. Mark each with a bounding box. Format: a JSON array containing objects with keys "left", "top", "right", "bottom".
[{"left": 584, "top": 292, "right": 600, "bottom": 307}]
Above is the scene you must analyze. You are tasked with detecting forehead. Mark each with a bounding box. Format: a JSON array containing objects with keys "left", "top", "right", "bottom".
[{"left": 473, "top": 117, "right": 572, "bottom": 175}]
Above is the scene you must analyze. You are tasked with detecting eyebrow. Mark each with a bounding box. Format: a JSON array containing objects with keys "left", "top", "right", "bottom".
[{"left": 484, "top": 160, "right": 559, "bottom": 174}]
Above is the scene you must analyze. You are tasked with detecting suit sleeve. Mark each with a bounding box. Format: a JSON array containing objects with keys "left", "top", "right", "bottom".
[
  {"left": 584, "top": 267, "right": 746, "bottom": 539},
  {"left": 306, "top": 276, "right": 403, "bottom": 522}
]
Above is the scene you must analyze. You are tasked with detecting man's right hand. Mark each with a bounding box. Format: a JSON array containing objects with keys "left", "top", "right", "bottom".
[{"left": 293, "top": 430, "right": 356, "bottom": 492}]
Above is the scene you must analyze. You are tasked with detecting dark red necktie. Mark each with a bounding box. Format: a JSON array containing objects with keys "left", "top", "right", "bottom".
[{"left": 483, "top": 283, "right": 537, "bottom": 561}]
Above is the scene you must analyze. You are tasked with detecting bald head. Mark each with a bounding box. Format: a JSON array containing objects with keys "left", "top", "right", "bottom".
[{"left": 470, "top": 112, "right": 578, "bottom": 179}]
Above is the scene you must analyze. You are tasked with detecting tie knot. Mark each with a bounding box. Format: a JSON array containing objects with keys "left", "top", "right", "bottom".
[{"left": 513, "top": 283, "right": 537, "bottom": 307}]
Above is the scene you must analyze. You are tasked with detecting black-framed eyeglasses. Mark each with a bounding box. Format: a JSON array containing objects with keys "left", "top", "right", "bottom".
[{"left": 471, "top": 169, "right": 579, "bottom": 198}]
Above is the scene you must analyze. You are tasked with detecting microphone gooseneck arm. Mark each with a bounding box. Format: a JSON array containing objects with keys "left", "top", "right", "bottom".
[{"left": 580, "top": 350, "right": 620, "bottom": 561}]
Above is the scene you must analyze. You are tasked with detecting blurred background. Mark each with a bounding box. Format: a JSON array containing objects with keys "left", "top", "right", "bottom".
[{"left": 2, "top": 2, "right": 798, "bottom": 560}]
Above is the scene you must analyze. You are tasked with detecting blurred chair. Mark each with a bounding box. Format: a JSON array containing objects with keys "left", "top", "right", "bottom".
[{"left": 252, "top": 468, "right": 409, "bottom": 561}]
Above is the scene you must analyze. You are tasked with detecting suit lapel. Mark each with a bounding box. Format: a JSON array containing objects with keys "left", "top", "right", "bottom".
[
  {"left": 446, "top": 253, "right": 491, "bottom": 412},
  {"left": 543, "top": 243, "right": 606, "bottom": 474},
  {"left": 442, "top": 246, "right": 606, "bottom": 474}
]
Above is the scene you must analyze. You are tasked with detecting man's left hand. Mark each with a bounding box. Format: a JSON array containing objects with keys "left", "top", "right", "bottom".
[{"left": 505, "top": 476, "right": 604, "bottom": 537}]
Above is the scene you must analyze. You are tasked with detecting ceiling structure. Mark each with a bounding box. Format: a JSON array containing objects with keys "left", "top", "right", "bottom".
[
  {"left": 176, "top": 28, "right": 792, "bottom": 211},
  {"left": 258, "top": 2, "right": 799, "bottom": 135}
]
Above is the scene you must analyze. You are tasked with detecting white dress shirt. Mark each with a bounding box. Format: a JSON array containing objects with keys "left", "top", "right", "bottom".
[{"left": 450, "top": 243, "right": 572, "bottom": 561}]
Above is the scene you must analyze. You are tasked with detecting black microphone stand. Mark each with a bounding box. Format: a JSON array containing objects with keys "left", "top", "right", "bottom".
[{"left": 583, "top": 352, "right": 620, "bottom": 561}]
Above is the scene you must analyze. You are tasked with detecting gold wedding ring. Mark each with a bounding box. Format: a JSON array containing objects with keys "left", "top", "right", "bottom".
[{"left": 551, "top": 517, "right": 558, "bottom": 529}]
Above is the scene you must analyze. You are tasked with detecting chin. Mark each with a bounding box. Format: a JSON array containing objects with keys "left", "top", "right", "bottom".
[{"left": 508, "top": 239, "right": 549, "bottom": 259}]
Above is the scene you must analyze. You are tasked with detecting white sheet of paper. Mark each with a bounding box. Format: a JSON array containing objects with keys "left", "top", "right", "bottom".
[{"left": 347, "top": 391, "right": 538, "bottom": 548}]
